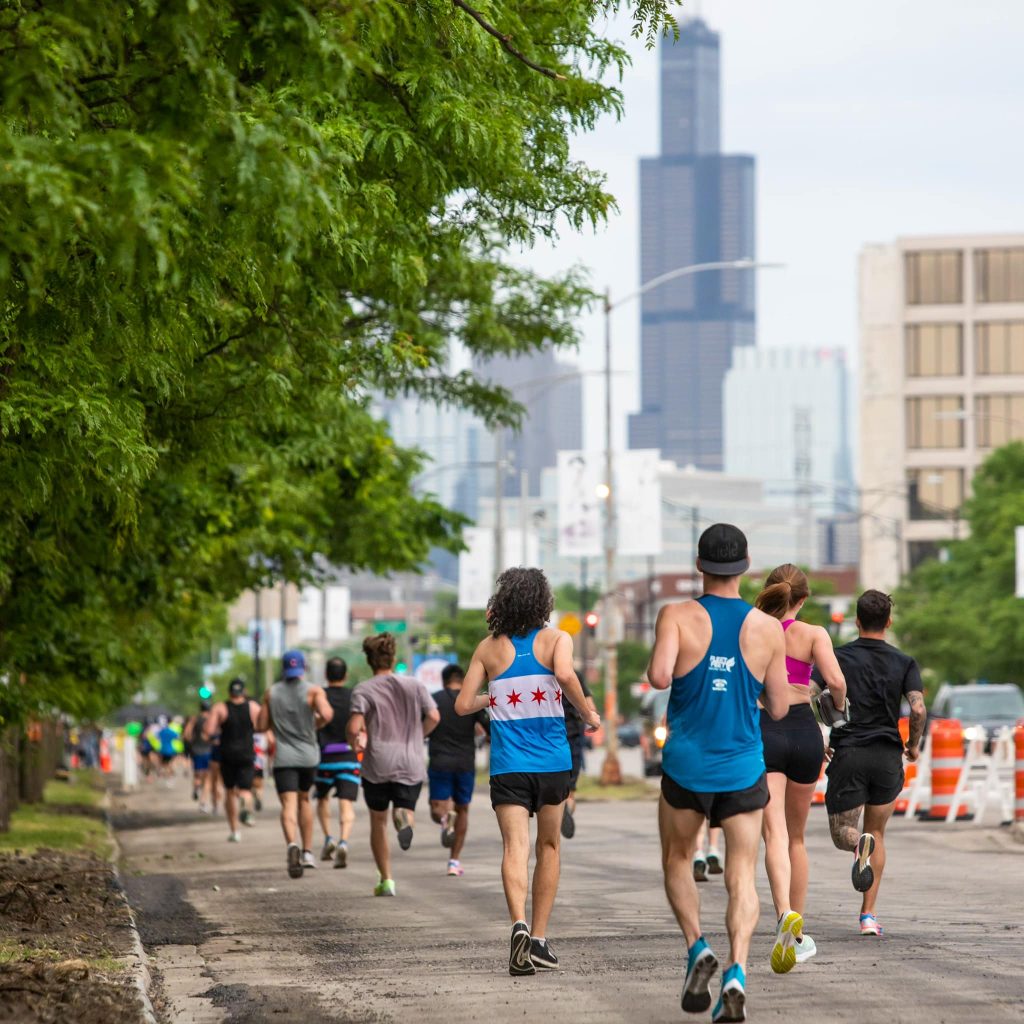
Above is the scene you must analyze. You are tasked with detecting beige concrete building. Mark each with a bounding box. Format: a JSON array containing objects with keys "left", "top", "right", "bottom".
[{"left": 859, "top": 234, "right": 1024, "bottom": 591}]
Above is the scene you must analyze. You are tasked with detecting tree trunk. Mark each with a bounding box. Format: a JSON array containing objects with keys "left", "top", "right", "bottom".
[{"left": 0, "top": 727, "right": 17, "bottom": 831}]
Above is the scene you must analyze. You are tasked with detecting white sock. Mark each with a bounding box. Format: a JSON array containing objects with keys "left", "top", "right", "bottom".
[{"left": 533, "top": 937, "right": 545, "bottom": 943}]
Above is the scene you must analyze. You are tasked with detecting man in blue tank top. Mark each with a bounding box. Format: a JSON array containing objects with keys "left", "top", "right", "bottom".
[
  {"left": 457, "top": 568, "right": 600, "bottom": 977},
  {"left": 648, "top": 525, "right": 790, "bottom": 1024}
]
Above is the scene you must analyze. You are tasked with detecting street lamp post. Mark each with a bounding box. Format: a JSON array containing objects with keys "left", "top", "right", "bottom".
[{"left": 599, "top": 259, "right": 783, "bottom": 785}]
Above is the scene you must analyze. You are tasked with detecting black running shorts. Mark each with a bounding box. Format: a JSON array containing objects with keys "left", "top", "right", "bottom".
[
  {"left": 314, "top": 776, "right": 359, "bottom": 802},
  {"left": 220, "top": 758, "right": 255, "bottom": 791},
  {"left": 825, "top": 742, "right": 904, "bottom": 814},
  {"left": 661, "top": 771, "right": 769, "bottom": 828},
  {"left": 490, "top": 771, "right": 572, "bottom": 815},
  {"left": 273, "top": 765, "right": 316, "bottom": 794},
  {"left": 568, "top": 737, "right": 584, "bottom": 790},
  {"left": 361, "top": 779, "right": 423, "bottom": 812},
  {"left": 760, "top": 704, "right": 825, "bottom": 785}
]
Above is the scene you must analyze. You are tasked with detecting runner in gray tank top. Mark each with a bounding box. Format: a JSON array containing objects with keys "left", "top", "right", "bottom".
[{"left": 258, "top": 650, "right": 334, "bottom": 879}]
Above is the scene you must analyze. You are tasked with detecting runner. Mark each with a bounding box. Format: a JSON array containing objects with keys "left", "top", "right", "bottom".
[
  {"left": 183, "top": 699, "right": 214, "bottom": 812},
  {"left": 155, "top": 715, "right": 178, "bottom": 780},
  {"left": 455, "top": 567, "right": 600, "bottom": 976},
  {"left": 646, "top": 524, "right": 789, "bottom": 1022},
  {"left": 204, "top": 679, "right": 261, "bottom": 843},
  {"left": 346, "top": 634, "right": 440, "bottom": 896},
  {"left": 315, "top": 657, "right": 360, "bottom": 869},
  {"left": 252, "top": 728, "right": 269, "bottom": 813},
  {"left": 693, "top": 822, "right": 723, "bottom": 882},
  {"left": 754, "top": 564, "right": 847, "bottom": 971},
  {"left": 427, "top": 663, "right": 489, "bottom": 877},
  {"left": 560, "top": 677, "right": 597, "bottom": 840},
  {"left": 257, "top": 650, "right": 334, "bottom": 879},
  {"left": 817, "top": 589, "right": 925, "bottom": 936}
]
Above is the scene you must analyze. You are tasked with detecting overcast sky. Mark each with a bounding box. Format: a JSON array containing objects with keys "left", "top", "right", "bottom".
[{"left": 523, "top": 0, "right": 1024, "bottom": 450}]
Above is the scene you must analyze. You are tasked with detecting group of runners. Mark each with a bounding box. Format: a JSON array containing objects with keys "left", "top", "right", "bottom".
[{"left": 178, "top": 521, "right": 923, "bottom": 1023}]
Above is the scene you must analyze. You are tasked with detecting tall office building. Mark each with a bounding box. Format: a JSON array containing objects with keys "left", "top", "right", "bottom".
[
  {"left": 859, "top": 234, "right": 1024, "bottom": 591},
  {"left": 475, "top": 346, "right": 583, "bottom": 496},
  {"left": 628, "top": 18, "right": 757, "bottom": 470}
]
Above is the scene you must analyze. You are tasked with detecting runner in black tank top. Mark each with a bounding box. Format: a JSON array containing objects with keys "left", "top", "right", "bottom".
[
  {"left": 204, "top": 679, "right": 260, "bottom": 843},
  {"left": 315, "top": 658, "right": 360, "bottom": 867}
]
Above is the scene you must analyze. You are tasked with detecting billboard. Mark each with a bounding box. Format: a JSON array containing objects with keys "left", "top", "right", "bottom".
[
  {"left": 616, "top": 449, "right": 663, "bottom": 557},
  {"left": 458, "top": 526, "right": 540, "bottom": 609},
  {"left": 557, "top": 451, "right": 603, "bottom": 557}
]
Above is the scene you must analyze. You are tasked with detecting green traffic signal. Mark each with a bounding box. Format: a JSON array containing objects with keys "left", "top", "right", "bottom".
[
  {"left": 395, "top": 661, "right": 408, "bottom": 674},
  {"left": 198, "top": 685, "right": 213, "bottom": 699}
]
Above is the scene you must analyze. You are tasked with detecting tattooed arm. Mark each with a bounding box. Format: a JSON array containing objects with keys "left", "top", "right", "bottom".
[{"left": 906, "top": 690, "right": 926, "bottom": 761}]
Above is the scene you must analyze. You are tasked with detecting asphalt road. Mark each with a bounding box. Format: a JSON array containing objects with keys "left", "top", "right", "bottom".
[{"left": 114, "top": 777, "right": 1024, "bottom": 1024}]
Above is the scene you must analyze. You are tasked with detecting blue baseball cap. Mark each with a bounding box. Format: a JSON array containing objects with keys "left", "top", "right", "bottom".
[{"left": 282, "top": 650, "right": 306, "bottom": 679}]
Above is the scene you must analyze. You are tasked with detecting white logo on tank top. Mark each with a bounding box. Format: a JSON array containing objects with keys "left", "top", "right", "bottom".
[
  {"left": 709, "top": 655, "right": 735, "bottom": 672},
  {"left": 711, "top": 678, "right": 728, "bottom": 693}
]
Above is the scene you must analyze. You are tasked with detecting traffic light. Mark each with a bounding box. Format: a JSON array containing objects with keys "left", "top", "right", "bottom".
[
  {"left": 584, "top": 610, "right": 599, "bottom": 636},
  {"left": 198, "top": 685, "right": 213, "bottom": 699},
  {"left": 395, "top": 661, "right": 409, "bottom": 674},
  {"left": 830, "top": 612, "right": 845, "bottom": 625}
]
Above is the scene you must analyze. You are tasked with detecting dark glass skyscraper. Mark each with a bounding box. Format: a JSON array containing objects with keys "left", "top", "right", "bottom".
[{"left": 628, "top": 19, "right": 756, "bottom": 470}]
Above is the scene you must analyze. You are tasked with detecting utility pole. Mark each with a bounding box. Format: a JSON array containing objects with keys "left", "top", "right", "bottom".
[
  {"left": 579, "top": 557, "right": 589, "bottom": 677},
  {"left": 494, "top": 430, "right": 505, "bottom": 583},
  {"left": 601, "top": 287, "right": 622, "bottom": 785}
]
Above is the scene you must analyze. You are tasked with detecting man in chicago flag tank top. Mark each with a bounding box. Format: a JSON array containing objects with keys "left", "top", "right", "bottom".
[
  {"left": 647, "top": 525, "right": 790, "bottom": 1024},
  {"left": 457, "top": 568, "right": 600, "bottom": 977}
]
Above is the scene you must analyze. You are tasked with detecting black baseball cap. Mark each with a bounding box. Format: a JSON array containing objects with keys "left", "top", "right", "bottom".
[
  {"left": 228, "top": 678, "right": 245, "bottom": 697},
  {"left": 697, "top": 523, "right": 749, "bottom": 576}
]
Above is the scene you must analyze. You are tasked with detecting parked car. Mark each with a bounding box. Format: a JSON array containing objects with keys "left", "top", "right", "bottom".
[
  {"left": 929, "top": 683, "right": 1024, "bottom": 752},
  {"left": 639, "top": 688, "right": 671, "bottom": 776},
  {"left": 617, "top": 721, "right": 642, "bottom": 749}
]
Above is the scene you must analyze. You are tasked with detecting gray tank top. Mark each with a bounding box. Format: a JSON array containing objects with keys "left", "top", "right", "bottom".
[{"left": 269, "top": 680, "right": 319, "bottom": 768}]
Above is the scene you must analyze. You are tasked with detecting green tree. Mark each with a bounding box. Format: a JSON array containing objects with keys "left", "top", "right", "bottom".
[
  {"left": 0, "top": 2, "right": 676, "bottom": 727},
  {"left": 896, "top": 442, "right": 1024, "bottom": 683}
]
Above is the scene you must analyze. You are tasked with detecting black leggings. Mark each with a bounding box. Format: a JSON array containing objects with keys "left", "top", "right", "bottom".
[{"left": 760, "top": 704, "right": 824, "bottom": 785}]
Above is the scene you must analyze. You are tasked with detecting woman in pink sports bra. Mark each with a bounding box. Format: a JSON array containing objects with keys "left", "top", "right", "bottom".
[{"left": 754, "top": 564, "right": 847, "bottom": 974}]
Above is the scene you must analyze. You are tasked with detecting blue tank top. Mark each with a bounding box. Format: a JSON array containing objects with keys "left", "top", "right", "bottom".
[
  {"left": 489, "top": 629, "right": 571, "bottom": 776},
  {"left": 662, "top": 596, "right": 766, "bottom": 792}
]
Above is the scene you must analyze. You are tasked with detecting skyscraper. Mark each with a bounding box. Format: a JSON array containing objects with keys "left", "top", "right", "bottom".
[{"left": 628, "top": 19, "right": 756, "bottom": 470}]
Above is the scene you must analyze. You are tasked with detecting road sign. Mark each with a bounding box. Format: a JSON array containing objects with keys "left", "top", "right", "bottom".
[
  {"left": 559, "top": 612, "right": 582, "bottom": 636},
  {"left": 372, "top": 620, "right": 407, "bottom": 633}
]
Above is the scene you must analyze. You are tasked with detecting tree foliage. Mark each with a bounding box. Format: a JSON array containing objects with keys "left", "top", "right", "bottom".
[
  {"left": 896, "top": 443, "right": 1024, "bottom": 683},
  {"left": 0, "top": 1, "right": 676, "bottom": 724}
]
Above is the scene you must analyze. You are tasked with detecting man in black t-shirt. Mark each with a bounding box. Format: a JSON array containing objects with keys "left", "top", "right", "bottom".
[
  {"left": 428, "top": 664, "right": 489, "bottom": 877},
  {"left": 813, "top": 590, "right": 926, "bottom": 936},
  {"left": 561, "top": 679, "right": 597, "bottom": 839},
  {"left": 315, "top": 657, "right": 360, "bottom": 868}
]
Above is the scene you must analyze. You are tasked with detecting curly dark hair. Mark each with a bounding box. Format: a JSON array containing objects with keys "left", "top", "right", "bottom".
[{"left": 488, "top": 567, "right": 553, "bottom": 638}]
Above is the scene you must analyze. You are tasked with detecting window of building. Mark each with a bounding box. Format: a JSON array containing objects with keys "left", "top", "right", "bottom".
[
  {"left": 906, "top": 468, "right": 964, "bottom": 521},
  {"left": 905, "top": 396, "right": 964, "bottom": 449},
  {"left": 975, "top": 394, "right": 1024, "bottom": 447},
  {"left": 974, "top": 248, "right": 1024, "bottom": 303},
  {"left": 905, "top": 323, "right": 963, "bottom": 376},
  {"left": 975, "top": 321, "right": 1024, "bottom": 374},
  {"left": 908, "top": 540, "right": 942, "bottom": 572},
  {"left": 905, "top": 250, "right": 963, "bottom": 305}
]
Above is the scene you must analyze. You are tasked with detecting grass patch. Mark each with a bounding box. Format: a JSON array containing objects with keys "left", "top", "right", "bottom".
[
  {"left": 574, "top": 773, "right": 658, "bottom": 802},
  {"left": 0, "top": 770, "right": 110, "bottom": 856},
  {"left": 0, "top": 940, "right": 126, "bottom": 974}
]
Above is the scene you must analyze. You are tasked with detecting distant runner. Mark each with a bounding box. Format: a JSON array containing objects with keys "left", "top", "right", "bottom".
[
  {"left": 647, "top": 524, "right": 788, "bottom": 1023},
  {"left": 315, "top": 657, "right": 360, "bottom": 869},
  {"left": 456, "top": 568, "right": 599, "bottom": 977},
  {"left": 560, "top": 677, "right": 597, "bottom": 840},
  {"left": 817, "top": 590, "right": 925, "bottom": 937},
  {"left": 257, "top": 650, "right": 334, "bottom": 879},
  {"left": 183, "top": 699, "right": 214, "bottom": 812},
  {"left": 428, "top": 663, "right": 489, "bottom": 877},
  {"left": 755, "top": 564, "right": 847, "bottom": 971},
  {"left": 204, "top": 680, "right": 261, "bottom": 843},
  {"left": 347, "top": 634, "right": 440, "bottom": 897},
  {"left": 693, "top": 822, "right": 723, "bottom": 882}
]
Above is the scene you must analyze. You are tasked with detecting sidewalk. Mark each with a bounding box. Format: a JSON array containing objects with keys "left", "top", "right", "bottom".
[{"left": 114, "top": 774, "right": 1024, "bottom": 1024}]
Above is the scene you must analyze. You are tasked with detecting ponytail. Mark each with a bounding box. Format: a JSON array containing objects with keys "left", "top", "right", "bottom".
[{"left": 755, "top": 563, "right": 809, "bottom": 620}]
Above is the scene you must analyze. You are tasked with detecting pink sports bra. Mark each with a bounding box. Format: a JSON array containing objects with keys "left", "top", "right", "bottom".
[{"left": 781, "top": 619, "right": 813, "bottom": 687}]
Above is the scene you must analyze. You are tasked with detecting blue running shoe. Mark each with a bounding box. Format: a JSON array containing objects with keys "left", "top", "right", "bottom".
[
  {"left": 712, "top": 964, "right": 746, "bottom": 1023},
  {"left": 681, "top": 936, "right": 719, "bottom": 1014}
]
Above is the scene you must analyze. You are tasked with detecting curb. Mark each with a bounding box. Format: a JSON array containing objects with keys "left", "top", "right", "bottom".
[{"left": 103, "top": 790, "right": 159, "bottom": 1024}]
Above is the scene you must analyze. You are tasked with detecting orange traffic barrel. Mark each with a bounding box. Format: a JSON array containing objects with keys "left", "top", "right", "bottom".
[
  {"left": 894, "top": 717, "right": 914, "bottom": 815},
  {"left": 1015, "top": 724, "right": 1024, "bottom": 824},
  {"left": 923, "top": 719, "right": 969, "bottom": 821},
  {"left": 99, "top": 736, "right": 112, "bottom": 773}
]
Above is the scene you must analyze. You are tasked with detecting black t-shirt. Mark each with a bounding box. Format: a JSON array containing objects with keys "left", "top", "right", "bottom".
[
  {"left": 428, "top": 687, "right": 489, "bottom": 773},
  {"left": 813, "top": 638, "right": 922, "bottom": 749},
  {"left": 318, "top": 686, "right": 353, "bottom": 754},
  {"left": 564, "top": 680, "right": 594, "bottom": 743}
]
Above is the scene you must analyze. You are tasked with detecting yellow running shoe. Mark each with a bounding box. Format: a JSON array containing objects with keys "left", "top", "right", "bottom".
[{"left": 770, "top": 910, "right": 803, "bottom": 974}]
